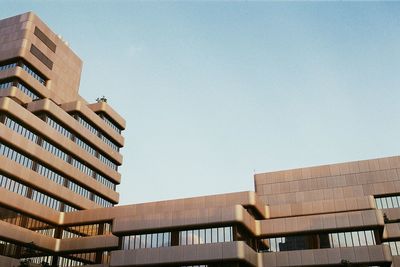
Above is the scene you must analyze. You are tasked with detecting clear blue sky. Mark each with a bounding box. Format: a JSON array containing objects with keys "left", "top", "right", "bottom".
[{"left": 2, "top": 1, "right": 400, "bottom": 205}]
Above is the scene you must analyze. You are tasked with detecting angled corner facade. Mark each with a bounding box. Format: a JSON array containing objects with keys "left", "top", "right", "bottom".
[{"left": 0, "top": 12, "right": 125, "bottom": 266}]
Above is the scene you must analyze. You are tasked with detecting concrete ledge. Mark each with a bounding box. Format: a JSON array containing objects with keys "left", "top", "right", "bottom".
[
  {"left": 110, "top": 241, "right": 257, "bottom": 267},
  {"left": 0, "top": 123, "right": 120, "bottom": 201},
  {"left": 58, "top": 235, "right": 119, "bottom": 253},
  {"left": 113, "top": 205, "right": 257, "bottom": 235},
  {"left": 0, "top": 255, "right": 20, "bottom": 267},
  {"left": 261, "top": 245, "right": 392, "bottom": 266},
  {"left": 88, "top": 101, "right": 126, "bottom": 130},
  {"left": 0, "top": 220, "right": 56, "bottom": 251},
  {"left": 268, "top": 196, "right": 375, "bottom": 218},
  {"left": 27, "top": 98, "right": 123, "bottom": 164},
  {"left": 2, "top": 96, "right": 122, "bottom": 184},
  {"left": 260, "top": 209, "right": 384, "bottom": 237},
  {"left": 383, "top": 223, "right": 400, "bottom": 241},
  {"left": 62, "top": 191, "right": 266, "bottom": 226},
  {"left": 0, "top": 187, "right": 60, "bottom": 224},
  {"left": 61, "top": 100, "right": 124, "bottom": 146},
  {"left": 0, "top": 86, "right": 32, "bottom": 104},
  {"left": 0, "top": 155, "right": 101, "bottom": 211}
]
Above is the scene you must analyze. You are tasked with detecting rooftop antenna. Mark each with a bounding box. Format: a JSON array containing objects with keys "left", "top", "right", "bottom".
[{"left": 96, "top": 96, "right": 107, "bottom": 103}]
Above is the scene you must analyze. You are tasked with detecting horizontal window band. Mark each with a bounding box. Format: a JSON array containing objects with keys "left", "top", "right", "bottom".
[
  {"left": 30, "top": 44, "right": 53, "bottom": 70},
  {"left": 34, "top": 27, "right": 57, "bottom": 53}
]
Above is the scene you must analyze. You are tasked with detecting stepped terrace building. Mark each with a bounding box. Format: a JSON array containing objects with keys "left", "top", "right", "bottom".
[{"left": 1, "top": 11, "right": 400, "bottom": 267}]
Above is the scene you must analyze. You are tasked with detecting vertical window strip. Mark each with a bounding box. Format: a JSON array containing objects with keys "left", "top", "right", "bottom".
[
  {"left": 266, "top": 230, "right": 376, "bottom": 252},
  {"left": 100, "top": 134, "right": 120, "bottom": 152},
  {"left": 21, "top": 63, "right": 46, "bottom": 85},
  {"left": 2, "top": 115, "right": 117, "bottom": 191},
  {"left": 4, "top": 116, "right": 38, "bottom": 143},
  {"left": 23, "top": 256, "right": 53, "bottom": 266},
  {"left": 58, "top": 256, "right": 85, "bottom": 266},
  {"left": 47, "top": 116, "right": 119, "bottom": 175},
  {"left": 99, "top": 113, "right": 122, "bottom": 134},
  {"left": 0, "top": 173, "right": 75, "bottom": 212},
  {"left": 76, "top": 116, "right": 98, "bottom": 135},
  {"left": 121, "top": 226, "right": 233, "bottom": 251},
  {"left": 62, "top": 222, "right": 112, "bottom": 239},
  {"left": 122, "top": 232, "right": 171, "bottom": 250},
  {"left": 386, "top": 241, "right": 400, "bottom": 256},
  {"left": 375, "top": 195, "right": 400, "bottom": 209},
  {"left": 0, "top": 206, "right": 56, "bottom": 237},
  {"left": 96, "top": 173, "right": 116, "bottom": 191},
  {"left": 0, "top": 62, "right": 17, "bottom": 71},
  {"left": 47, "top": 116, "right": 72, "bottom": 139},
  {"left": 0, "top": 141, "right": 34, "bottom": 169},
  {"left": 0, "top": 81, "right": 13, "bottom": 89},
  {"left": 0, "top": 142, "right": 111, "bottom": 209},
  {"left": 76, "top": 115, "right": 120, "bottom": 152},
  {"left": 16, "top": 81, "right": 40, "bottom": 100},
  {"left": 93, "top": 194, "right": 113, "bottom": 207},
  {"left": 0, "top": 240, "right": 48, "bottom": 261},
  {"left": 0, "top": 60, "right": 46, "bottom": 85}
]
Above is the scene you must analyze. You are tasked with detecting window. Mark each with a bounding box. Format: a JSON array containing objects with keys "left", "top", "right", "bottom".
[
  {"left": 121, "top": 226, "right": 233, "bottom": 251},
  {"left": 2, "top": 116, "right": 117, "bottom": 197},
  {"left": 75, "top": 115, "right": 120, "bottom": 152},
  {"left": 265, "top": 230, "right": 376, "bottom": 252},
  {"left": 99, "top": 113, "right": 122, "bottom": 134},
  {"left": 375, "top": 195, "right": 400, "bottom": 209}
]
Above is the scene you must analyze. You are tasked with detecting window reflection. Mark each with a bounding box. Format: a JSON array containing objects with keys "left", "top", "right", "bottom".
[
  {"left": 122, "top": 226, "right": 233, "bottom": 251},
  {"left": 386, "top": 241, "right": 400, "bottom": 255},
  {"left": 265, "top": 230, "right": 376, "bottom": 252},
  {"left": 375, "top": 195, "right": 400, "bottom": 209},
  {"left": 0, "top": 139, "right": 113, "bottom": 208}
]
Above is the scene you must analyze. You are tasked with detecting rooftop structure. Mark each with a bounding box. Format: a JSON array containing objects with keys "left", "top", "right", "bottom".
[{"left": 1, "top": 12, "right": 400, "bottom": 267}]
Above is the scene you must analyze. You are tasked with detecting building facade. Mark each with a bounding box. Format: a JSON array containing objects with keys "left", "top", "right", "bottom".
[{"left": 1, "top": 12, "right": 400, "bottom": 267}]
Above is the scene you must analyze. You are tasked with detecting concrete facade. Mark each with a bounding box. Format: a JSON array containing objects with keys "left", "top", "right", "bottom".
[{"left": 1, "top": 12, "right": 399, "bottom": 267}]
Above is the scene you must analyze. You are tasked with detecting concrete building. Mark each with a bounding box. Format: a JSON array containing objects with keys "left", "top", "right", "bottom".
[{"left": 1, "top": 11, "right": 400, "bottom": 267}]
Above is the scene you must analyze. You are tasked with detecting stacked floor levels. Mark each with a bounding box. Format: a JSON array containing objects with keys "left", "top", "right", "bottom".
[
  {"left": 1, "top": 11, "right": 400, "bottom": 267},
  {"left": 0, "top": 12, "right": 125, "bottom": 266}
]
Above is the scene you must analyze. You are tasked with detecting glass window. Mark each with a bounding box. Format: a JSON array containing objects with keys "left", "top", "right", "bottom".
[
  {"left": 157, "top": 233, "right": 163, "bottom": 247},
  {"left": 345, "top": 232, "right": 353, "bottom": 247},
  {"left": 211, "top": 228, "right": 218, "bottom": 243},
  {"left": 358, "top": 231, "right": 366, "bottom": 246},
  {"left": 387, "top": 197, "right": 394, "bottom": 208},
  {"left": 199, "top": 229, "right": 205, "bottom": 244},
  {"left": 338, "top": 232, "right": 346, "bottom": 247},
  {"left": 270, "top": 238, "right": 276, "bottom": 252},
  {"left": 205, "top": 228, "right": 212, "bottom": 244},
  {"left": 389, "top": 242, "right": 397, "bottom": 255},
  {"left": 224, "top": 227, "right": 232, "bottom": 242},
  {"left": 180, "top": 231, "right": 187, "bottom": 245},
  {"left": 218, "top": 227, "right": 224, "bottom": 242},
  {"left": 365, "top": 230, "right": 375, "bottom": 245},
  {"left": 351, "top": 232, "right": 360, "bottom": 247}
]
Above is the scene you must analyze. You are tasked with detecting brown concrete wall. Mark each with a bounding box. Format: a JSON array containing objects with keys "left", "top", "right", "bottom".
[
  {"left": 255, "top": 156, "right": 400, "bottom": 206},
  {"left": 0, "top": 255, "right": 20, "bottom": 267},
  {"left": 261, "top": 245, "right": 392, "bottom": 267},
  {"left": 260, "top": 209, "right": 384, "bottom": 237},
  {"left": 110, "top": 241, "right": 258, "bottom": 267},
  {"left": 61, "top": 101, "right": 125, "bottom": 147},
  {"left": 0, "top": 97, "right": 122, "bottom": 184},
  {"left": 88, "top": 101, "right": 126, "bottom": 130},
  {"left": 62, "top": 191, "right": 266, "bottom": 225},
  {"left": 0, "top": 12, "right": 83, "bottom": 104},
  {"left": 268, "top": 196, "right": 375, "bottom": 219},
  {"left": 27, "top": 98, "right": 123, "bottom": 164}
]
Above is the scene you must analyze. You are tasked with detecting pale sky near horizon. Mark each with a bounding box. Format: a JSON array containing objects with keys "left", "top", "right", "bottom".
[{"left": 1, "top": 1, "right": 400, "bottom": 205}]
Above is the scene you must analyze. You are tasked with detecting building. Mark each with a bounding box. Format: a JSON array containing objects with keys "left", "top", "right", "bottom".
[
  {"left": 0, "top": 12, "right": 124, "bottom": 266},
  {"left": 1, "top": 11, "right": 400, "bottom": 267}
]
